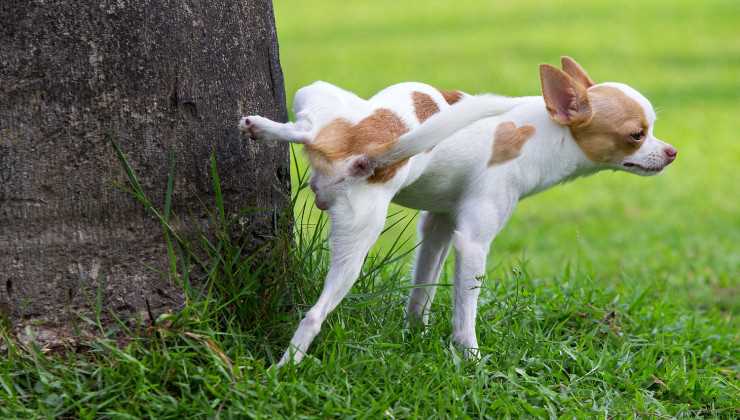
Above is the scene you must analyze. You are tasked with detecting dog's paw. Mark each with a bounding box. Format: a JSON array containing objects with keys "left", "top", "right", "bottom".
[
  {"left": 238, "top": 115, "right": 267, "bottom": 140},
  {"left": 404, "top": 311, "right": 430, "bottom": 332},
  {"left": 462, "top": 346, "right": 481, "bottom": 361},
  {"left": 448, "top": 341, "right": 481, "bottom": 368},
  {"left": 452, "top": 333, "right": 480, "bottom": 360}
]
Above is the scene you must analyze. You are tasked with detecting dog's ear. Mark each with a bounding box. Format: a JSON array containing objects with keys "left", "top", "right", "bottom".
[
  {"left": 561, "top": 56, "right": 595, "bottom": 88},
  {"left": 540, "top": 64, "right": 593, "bottom": 126},
  {"left": 347, "top": 155, "right": 376, "bottom": 178}
]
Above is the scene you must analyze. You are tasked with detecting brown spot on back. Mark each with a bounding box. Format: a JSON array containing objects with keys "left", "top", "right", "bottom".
[
  {"left": 411, "top": 91, "right": 440, "bottom": 123},
  {"left": 489, "top": 121, "right": 535, "bottom": 166},
  {"left": 411, "top": 91, "right": 442, "bottom": 153},
  {"left": 570, "top": 86, "right": 647, "bottom": 163},
  {"left": 304, "top": 108, "right": 410, "bottom": 183},
  {"left": 438, "top": 89, "right": 464, "bottom": 105}
]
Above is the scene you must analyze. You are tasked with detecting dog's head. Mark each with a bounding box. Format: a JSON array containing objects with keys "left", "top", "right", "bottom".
[{"left": 540, "top": 57, "right": 677, "bottom": 175}]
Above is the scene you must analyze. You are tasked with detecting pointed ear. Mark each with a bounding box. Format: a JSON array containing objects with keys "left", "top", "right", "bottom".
[
  {"left": 561, "top": 56, "right": 595, "bottom": 88},
  {"left": 539, "top": 64, "right": 592, "bottom": 126}
]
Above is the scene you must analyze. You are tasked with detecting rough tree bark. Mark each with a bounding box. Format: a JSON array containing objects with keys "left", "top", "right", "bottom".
[{"left": 0, "top": 0, "right": 290, "bottom": 330}]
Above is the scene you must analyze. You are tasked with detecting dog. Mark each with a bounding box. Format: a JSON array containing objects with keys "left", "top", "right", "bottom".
[{"left": 239, "top": 57, "right": 677, "bottom": 366}]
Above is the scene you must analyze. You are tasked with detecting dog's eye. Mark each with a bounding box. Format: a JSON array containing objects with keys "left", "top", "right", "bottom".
[{"left": 630, "top": 130, "right": 645, "bottom": 141}]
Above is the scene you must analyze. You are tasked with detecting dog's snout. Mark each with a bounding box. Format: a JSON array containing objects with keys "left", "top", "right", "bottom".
[{"left": 663, "top": 146, "right": 678, "bottom": 163}]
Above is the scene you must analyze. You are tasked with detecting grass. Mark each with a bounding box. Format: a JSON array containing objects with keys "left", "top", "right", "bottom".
[{"left": 1, "top": 0, "right": 739, "bottom": 417}]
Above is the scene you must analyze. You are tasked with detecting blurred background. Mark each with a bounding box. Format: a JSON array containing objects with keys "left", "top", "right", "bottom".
[{"left": 274, "top": 0, "right": 739, "bottom": 316}]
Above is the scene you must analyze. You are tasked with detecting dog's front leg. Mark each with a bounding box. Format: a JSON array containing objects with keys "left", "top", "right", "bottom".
[
  {"left": 451, "top": 230, "right": 490, "bottom": 359},
  {"left": 278, "top": 196, "right": 389, "bottom": 366},
  {"left": 450, "top": 199, "right": 515, "bottom": 359}
]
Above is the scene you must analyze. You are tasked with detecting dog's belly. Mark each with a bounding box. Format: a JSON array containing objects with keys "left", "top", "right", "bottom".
[
  {"left": 392, "top": 150, "right": 478, "bottom": 213},
  {"left": 392, "top": 176, "right": 463, "bottom": 212},
  {"left": 392, "top": 120, "right": 496, "bottom": 212}
]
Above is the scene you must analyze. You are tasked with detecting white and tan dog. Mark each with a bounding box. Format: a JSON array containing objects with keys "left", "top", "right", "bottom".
[{"left": 239, "top": 57, "right": 677, "bottom": 366}]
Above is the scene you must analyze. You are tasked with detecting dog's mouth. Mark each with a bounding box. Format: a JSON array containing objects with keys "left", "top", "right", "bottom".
[{"left": 622, "top": 162, "right": 664, "bottom": 173}]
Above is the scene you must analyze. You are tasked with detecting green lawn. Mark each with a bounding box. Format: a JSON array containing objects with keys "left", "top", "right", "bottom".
[
  {"left": 2, "top": 0, "right": 738, "bottom": 417},
  {"left": 279, "top": 0, "right": 740, "bottom": 285},
  {"left": 279, "top": 0, "right": 740, "bottom": 318}
]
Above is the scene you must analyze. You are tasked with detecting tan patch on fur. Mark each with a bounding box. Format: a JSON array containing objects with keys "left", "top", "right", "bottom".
[
  {"left": 489, "top": 121, "right": 536, "bottom": 166},
  {"left": 368, "top": 159, "right": 408, "bottom": 183},
  {"left": 304, "top": 108, "right": 410, "bottom": 183},
  {"left": 411, "top": 91, "right": 440, "bottom": 123},
  {"left": 304, "top": 119, "right": 354, "bottom": 174},
  {"left": 438, "top": 89, "right": 463, "bottom": 105},
  {"left": 570, "top": 86, "right": 647, "bottom": 163},
  {"left": 411, "top": 91, "right": 442, "bottom": 153}
]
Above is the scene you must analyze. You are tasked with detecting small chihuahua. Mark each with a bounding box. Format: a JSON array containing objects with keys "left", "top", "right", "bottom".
[{"left": 239, "top": 57, "right": 677, "bottom": 366}]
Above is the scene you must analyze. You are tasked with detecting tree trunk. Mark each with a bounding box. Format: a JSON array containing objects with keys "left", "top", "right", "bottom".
[{"left": 0, "top": 0, "right": 290, "bottom": 327}]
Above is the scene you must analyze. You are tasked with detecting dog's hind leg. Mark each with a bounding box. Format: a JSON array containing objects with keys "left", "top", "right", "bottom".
[
  {"left": 406, "top": 212, "right": 454, "bottom": 328},
  {"left": 278, "top": 191, "right": 390, "bottom": 366},
  {"left": 238, "top": 114, "right": 312, "bottom": 143}
]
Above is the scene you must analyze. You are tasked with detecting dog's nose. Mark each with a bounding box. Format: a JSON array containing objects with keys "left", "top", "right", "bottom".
[{"left": 663, "top": 146, "right": 677, "bottom": 163}]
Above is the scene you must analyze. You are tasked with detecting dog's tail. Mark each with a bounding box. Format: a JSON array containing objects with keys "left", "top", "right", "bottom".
[{"left": 374, "top": 94, "right": 527, "bottom": 166}]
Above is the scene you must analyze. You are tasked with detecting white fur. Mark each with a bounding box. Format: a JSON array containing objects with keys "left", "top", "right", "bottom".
[{"left": 239, "top": 78, "right": 676, "bottom": 366}]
